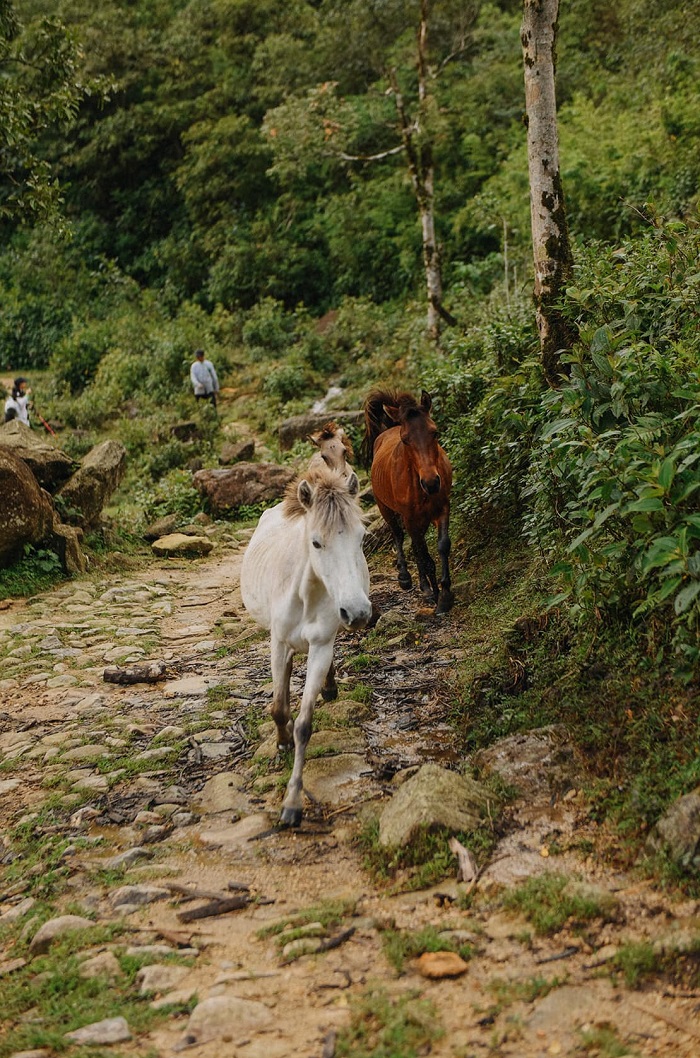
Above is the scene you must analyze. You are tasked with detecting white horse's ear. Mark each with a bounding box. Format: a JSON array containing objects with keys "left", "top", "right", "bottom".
[
  {"left": 308, "top": 431, "right": 321, "bottom": 448},
  {"left": 347, "top": 471, "right": 359, "bottom": 496},
  {"left": 383, "top": 403, "right": 400, "bottom": 423},
  {"left": 420, "top": 390, "right": 432, "bottom": 412},
  {"left": 298, "top": 479, "right": 314, "bottom": 509}
]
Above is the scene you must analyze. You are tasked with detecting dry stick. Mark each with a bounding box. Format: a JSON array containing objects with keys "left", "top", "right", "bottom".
[
  {"left": 176, "top": 894, "right": 250, "bottom": 923},
  {"left": 317, "top": 927, "right": 355, "bottom": 953}
]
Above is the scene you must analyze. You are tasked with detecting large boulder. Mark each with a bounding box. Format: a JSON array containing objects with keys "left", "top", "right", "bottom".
[
  {"left": 193, "top": 462, "right": 295, "bottom": 513},
  {"left": 0, "top": 420, "right": 75, "bottom": 492},
  {"left": 57, "top": 440, "right": 127, "bottom": 527},
  {"left": 0, "top": 449, "right": 54, "bottom": 565},
  {"left": 278, "top": 410, "right": 364, "bottom": 451},
  {"left": 378, "top": 762, "right": 495, "bottom": 848}
]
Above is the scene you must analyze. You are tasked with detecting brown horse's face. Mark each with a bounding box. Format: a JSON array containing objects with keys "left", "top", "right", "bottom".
[{"left": 399, "top": 408, "right": 443, "bottom": 496}]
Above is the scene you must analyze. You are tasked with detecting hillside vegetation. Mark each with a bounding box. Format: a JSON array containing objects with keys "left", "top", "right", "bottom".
[{"left": 1, "top": 0, "right": 700, "bottom": 882}]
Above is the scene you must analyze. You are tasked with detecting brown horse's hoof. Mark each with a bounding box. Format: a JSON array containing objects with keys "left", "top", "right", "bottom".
[
  {"left": 279, "top": 806, "right": 303, "bottom": 828},
  {"left": 435, "top": 590, "right": 454, "bottom": 615},
  {"left": 398, "top": 574, "right": 413, "bottom": 590}
]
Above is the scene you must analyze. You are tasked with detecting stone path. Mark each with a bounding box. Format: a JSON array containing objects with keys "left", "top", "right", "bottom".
[{"left": 0, "top": 531, "right": 699, "bottom": 1058}]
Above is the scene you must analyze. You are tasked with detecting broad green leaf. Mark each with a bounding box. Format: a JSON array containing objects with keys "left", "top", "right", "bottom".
[
  {"left": 674, "top": 580, "right": 700, "bottom": 614},
  {"left": 657, "top": 458, "right": 675, "bottom": 491},
  {"left": 624, "top": 497, "right": 664, "bottom": 513}
]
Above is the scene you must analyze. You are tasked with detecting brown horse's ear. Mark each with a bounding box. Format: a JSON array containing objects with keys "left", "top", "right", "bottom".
[
  {"left": 298, "top": 479, "right": 314, "bottom": 509},
  {"left": 382, "top": 403, "right": 400, "bottom": 423},
  {"left": 308, "top": 431, "right": 321, "bottom": 448},
  {"left": 420, "top": 390, "right": 432, "bottom": 412}
]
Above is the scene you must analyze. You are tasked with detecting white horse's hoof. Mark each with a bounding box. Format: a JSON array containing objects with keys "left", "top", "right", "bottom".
[{"left": 279, "top": 807, "right": 303, "bottom": 828}]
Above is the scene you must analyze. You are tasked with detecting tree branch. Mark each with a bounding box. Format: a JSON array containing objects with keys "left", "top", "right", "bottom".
[{"left": 337, "top": 143, "right": 406, "bottom": 162}]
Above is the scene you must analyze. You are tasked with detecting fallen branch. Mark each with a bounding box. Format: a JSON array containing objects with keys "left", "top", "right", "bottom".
[
  {"left": 103, "top": 661, "right": 167, "bottom": 685},
  {"left": 317, "top": 926, "right": 355, "bottom": 953},
  {"left": 176, "top": 894, "right": 250, "bottom": 923}
]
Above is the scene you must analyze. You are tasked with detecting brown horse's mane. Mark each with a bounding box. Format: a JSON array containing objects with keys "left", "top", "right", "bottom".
[
  {"left": 282, "top": 462, "right": 361, "bottom": 530},
  {"left": 360, "top": 389, "right": 422, "bottom": 468}
]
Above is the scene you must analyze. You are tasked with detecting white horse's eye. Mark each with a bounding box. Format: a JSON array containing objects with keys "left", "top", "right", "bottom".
[{"left": 312, "top": 540, "right": 322, "bottom": 549}]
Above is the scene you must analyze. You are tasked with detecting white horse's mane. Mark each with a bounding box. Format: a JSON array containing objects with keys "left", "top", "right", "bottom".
[{"left": 282, "top": 463, "right": 362, "bottom": 531}]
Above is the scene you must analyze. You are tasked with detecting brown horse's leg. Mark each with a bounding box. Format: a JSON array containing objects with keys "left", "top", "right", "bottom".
[
  {"left": 270, "top": 637, "right": 294, "bottom": 747},
  {"left": 321, "top": 660, "right": 338, "bottom": 701},
  {"left": 410, "top": 531, "right": 439, "bottom": 603},
  {"left": 435, "top": 510, "right": 454, "bottom": 614},
  {"left": 377, "top": 501, "right": 412, "bottom": 590}
]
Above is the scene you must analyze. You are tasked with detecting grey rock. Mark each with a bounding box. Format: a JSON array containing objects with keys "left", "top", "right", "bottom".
[
  {"left": 103, "top": 847, "right": 154, "bottom": 871},
  {"left": 151, "top": 533, "right": 213, "bottom": 557},
  {"left": 278, "top": 410, "right": 364, "bottom": 450},
  {"left": 192, "top": 462, "right": 295, "bottom": 513},
  {"left": 29, "top": 915, "right": 94, "bottom": 955},
  {"left": 0, "top": 897, "right": 36, "bottom": 923},
  {"left": 0, "top": 419, "right": 75, "bottom": 490},
  {"left": 57, "top": 439, "right": 127, "bottom": 527},
  {"left": 64, "top": 1016, "right": 131, "bottom": 1045},
  {"left": 219, "top": 440, "right": 255, "bottom": 465},
  {"left": 0, "top": 449, "right": 54, "bottom": 565},
  {"left": 193, "top": 772, "right": 249, "bottom": 815},
  {"left": 109, "top": 885, "right": 171, "bottom": 908},
  {"left": 143, "top": 514, "right": 178, "bottom": 541},
  {"left": 474, "top": 725, "right": 581, "bottom": 803},
  {"left": 378, "top": 763, "right": 494, "bottom": 848},
  {"left": 176, "top": 995, "right": 273, "bottom": 1050},
  {"left": 78, "top": 951, "right": 123, "bottom": 980},
  {"left": 136, "top": 963, "right": 190, "bottom": 995},
  {"left": 647, "top": 787, "right": 700, "bottom": 869}
]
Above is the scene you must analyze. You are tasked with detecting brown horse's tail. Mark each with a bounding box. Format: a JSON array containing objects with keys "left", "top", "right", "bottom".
[{"left": 360, "top": 389, "right": 400, "bottom": 468}]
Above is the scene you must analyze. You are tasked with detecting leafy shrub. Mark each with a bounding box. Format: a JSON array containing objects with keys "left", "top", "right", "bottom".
[{"left": 525, "top": 221, "right": 700, "bottom": 666}]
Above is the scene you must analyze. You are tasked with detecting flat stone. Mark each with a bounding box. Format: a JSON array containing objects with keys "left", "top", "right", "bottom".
[
  {"left": 0, "top": 897, "right": 36, "bottom": 924},
  {"left": 0, "top": 779, "right": 22, "bottom": 796},
  {"left": 136, "top": 963, "right": 191, "bottom": 995},
  {"left": 197, "top": 813, "right": 273, "bottom": 850},
  {"left": 193, "top": 772, "right": 249, "bottom": 815},
  {"left": 29, "top": 915, "right": 95, "bottom": 955},
  {"left": 64, "top": 1016, "right": 131, "bottom": 1045},
  {"left": 302, "top": 753, "right": 370, "bottom": 806},
  {"left": 73, "top": 775, "right": 109, "bottom": 793},
  {"left": 175, "top": 995, "right": 273, "bottom": 1050},
  {"left": 109, "top": 885, "right": 171, "bottom": 908},
  {"left": 103, "top": 847, "right": 155, "bottom": 871},
  {"left": 62, "top": 744, "right": 110, "bottom": 762},
  {"left": 46, "top": 674, "right": 78, "bottom": 688},
  {"left": 78, "top": 951, "right": 123, "bottom": 980},
  {"left": 152, "top": 533, "right": 213, "bottom": 557},
  {"left": 163, "top": 675, "right": 221, "bottom": 698}
]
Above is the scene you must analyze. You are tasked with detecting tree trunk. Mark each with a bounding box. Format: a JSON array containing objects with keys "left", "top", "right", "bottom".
[
  {"left": 521, "top": 0, "right": 576, "bottom": 385},
  {"left": 391, "top": 1, "right": 444, "bottom": 342}
]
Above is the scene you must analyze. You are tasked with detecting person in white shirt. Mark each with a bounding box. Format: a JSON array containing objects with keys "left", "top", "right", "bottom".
[
  {"left": 4, "top": 377, "right": 31, "bottom": 425},
  {"left": 189, "top": 349, "right": 220, "bottom": 409}
]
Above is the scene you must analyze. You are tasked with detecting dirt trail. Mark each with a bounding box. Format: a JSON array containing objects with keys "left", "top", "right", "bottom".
[{"left": 0, "top": 537, "right": 699, "bottom": 1058}]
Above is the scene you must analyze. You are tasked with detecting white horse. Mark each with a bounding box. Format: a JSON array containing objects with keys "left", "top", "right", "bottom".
[{"left": 240, "top": 463, "right": 371, "bottom": 827}]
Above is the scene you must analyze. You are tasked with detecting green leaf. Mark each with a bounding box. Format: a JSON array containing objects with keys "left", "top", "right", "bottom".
[
  {"left": 624, "top": 497, "right": 664, "bottom": 513},
  {"left": 657, "top": 458, "right": 675, "bottom": 491},
  {"left": 674, "top": 580, "right": 700, "bottom": 615}
]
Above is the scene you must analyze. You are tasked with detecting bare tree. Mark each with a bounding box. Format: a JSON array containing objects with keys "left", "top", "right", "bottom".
[{"left": 521, "top": 0, "right": 576, "bottom": 384}]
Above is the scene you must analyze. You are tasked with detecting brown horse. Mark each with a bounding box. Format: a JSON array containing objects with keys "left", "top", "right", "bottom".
[{"left": 362, "top": 389, "right": 454, "bottom": 614}]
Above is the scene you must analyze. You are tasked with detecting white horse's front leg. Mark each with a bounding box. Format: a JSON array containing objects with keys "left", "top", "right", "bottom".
[
  {"left": 270, "top": 636, "right": 294, "bottom": 748},
  {"left": 280, "top": 640, "right": 335, "bottom": 828}
]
